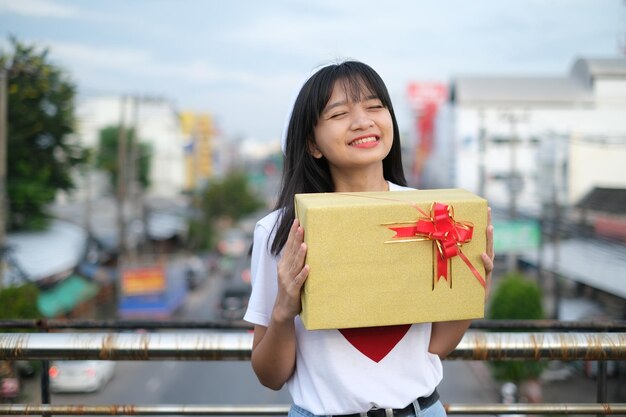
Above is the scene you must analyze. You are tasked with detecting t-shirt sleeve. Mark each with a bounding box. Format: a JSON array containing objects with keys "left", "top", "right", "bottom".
[{"left": 243, "top": 220, "right": 279, "bottom": 327}]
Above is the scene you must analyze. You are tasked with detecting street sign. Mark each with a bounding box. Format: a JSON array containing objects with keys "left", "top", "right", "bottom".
[
  {"left": 121, "top": 266, "right": 166, "bottom": 296},
  {"left": 493, "top": 220, "right": 540, "bottom": 253}
]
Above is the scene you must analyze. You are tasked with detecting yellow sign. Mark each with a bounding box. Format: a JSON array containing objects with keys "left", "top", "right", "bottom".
[{"left": 180, "top": 111, "right": 214, "bottom": 189}]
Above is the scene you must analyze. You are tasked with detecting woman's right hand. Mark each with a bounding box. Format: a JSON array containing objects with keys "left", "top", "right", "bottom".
[
  {"left": 273, "top": 218, "right": 309, "bottom": 322},
  {"left": 251, "top": 219, "right": 308, "bottom": 390}
]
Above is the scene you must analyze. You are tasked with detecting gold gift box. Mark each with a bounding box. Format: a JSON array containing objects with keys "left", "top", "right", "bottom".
[{"left": 295, "top": 189, "right": 487, "bottom": 330}]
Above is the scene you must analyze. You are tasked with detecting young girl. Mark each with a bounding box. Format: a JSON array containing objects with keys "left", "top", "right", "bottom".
[{"left": 244, "top": 61, "right": 494, "bottom": 417}]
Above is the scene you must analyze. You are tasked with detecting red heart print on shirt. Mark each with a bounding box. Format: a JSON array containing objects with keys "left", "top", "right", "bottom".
[{"left": 339, "top": 324, "right": 411, "bottom": 362}]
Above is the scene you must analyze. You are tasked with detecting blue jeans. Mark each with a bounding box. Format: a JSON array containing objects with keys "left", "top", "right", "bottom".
[{"left": 288, "top": 400, "right": 447, "bottom": 417}]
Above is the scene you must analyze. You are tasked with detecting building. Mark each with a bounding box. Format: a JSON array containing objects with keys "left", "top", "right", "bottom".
[
  {"left": 422, "top": 57, "right": 626, "bottom": 216},
  {"left": 76, "top": 95, "right": 186, "bottom": 199},
  {"left": 415, "top": 57, "right": 626, "bottom": 319},
  {"left": 52, "top": 95, "right": 190, "bottom": 251}
]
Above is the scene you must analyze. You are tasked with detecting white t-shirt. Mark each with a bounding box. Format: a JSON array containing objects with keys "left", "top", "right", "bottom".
[{"left": 244, "top": 182, "right": 443, "bottom": 415}]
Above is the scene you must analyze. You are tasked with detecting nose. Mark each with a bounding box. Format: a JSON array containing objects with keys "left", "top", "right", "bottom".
[{"left": 350, "top": 106, "right": 374, "bottom": 130}]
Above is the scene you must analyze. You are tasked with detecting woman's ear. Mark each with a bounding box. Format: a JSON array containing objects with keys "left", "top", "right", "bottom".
[{"left": 308, "top": 140, "right": 323, "bottom": 159}]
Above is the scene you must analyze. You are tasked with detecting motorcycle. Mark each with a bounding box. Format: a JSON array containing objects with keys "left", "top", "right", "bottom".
[{"left": 0, "top": 361, "right": 20, "bottom": 403}]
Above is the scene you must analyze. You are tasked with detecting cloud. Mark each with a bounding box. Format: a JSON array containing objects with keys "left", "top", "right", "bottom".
[
  {"left": 51, "top": 41, "right": 153, "bottom": 72},
  {"left": 0, "top": 0, "right": 120, "bottom": 22},
  {"left": 0, "top": 0, "right": 82, "bottom": 18},
  {"left": 41, "top": 38, "right": 302, "bottom": 111}
]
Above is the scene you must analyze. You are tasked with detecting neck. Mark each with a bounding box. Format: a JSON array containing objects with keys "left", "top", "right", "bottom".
[{"left": 331, "top": 166, "right": 389, "bottom": 192}]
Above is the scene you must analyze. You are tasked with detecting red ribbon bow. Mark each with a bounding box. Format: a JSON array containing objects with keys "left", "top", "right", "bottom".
[{"left": 388, "top": 202, "right": 486, "bottom": 288}]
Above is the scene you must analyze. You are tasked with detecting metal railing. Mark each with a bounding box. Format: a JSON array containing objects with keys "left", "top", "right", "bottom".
[
  {"left": 0, "top": 319, "right": 625, "bottom": 415},
  {"left": 1, "top": 331, "right": 626, "bottom": 361}
]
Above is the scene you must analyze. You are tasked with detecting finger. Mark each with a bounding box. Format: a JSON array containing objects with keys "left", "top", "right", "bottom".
[
  {"left": 285, "top": 218, "right": 300, "bottom": 255},
  {"left": 482, "top": 252, "right": 494, "bottom": 274},
  {"left": 296, "top": 241, "right": 307, "bottom": 268},
  {"left": 278, "top": 220, "right": 300, "bottom": 280},
  {"left": 486, "top": 207, "right": 494, "bottom": 259},
  {"left": 292, "top": 224, "right": 305, "bottom": 258},
  {"left": 292, "top": 264, "right": 310, "bottom": 289},
  {"left": 487, "top": 224, "right": 494, "bottom": 259},
  {"left": 285, "top": 221, "right": 304, "bottom": 266},
  {"left": 289, "top": 240, "right": 307, "bottom": 275}
]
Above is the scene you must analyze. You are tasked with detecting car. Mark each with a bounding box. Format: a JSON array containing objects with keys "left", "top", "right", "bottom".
[
  {"left": 15, "top": 361, "right": 36, "bottom": 378},
  {"left": 218, "top": 284, "right": 252, "bottom": 321},
  {"left": 217, "top": 228, "right": 250, "bottom": 258},
  {"left": 185, "top": 255, "right": 208, "bottom": 290},
  {"left": 49, "top": 360, "right": 116, "bottom": 393}
]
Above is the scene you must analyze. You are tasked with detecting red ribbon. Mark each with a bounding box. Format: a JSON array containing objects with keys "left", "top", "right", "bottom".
[{"left": 388, "top": 202, "right": 486, "bottom": 288}]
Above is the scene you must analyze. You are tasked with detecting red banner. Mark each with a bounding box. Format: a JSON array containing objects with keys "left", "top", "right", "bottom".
[{"left": 406, "top": 82, "right": 448, "bottom": 181}]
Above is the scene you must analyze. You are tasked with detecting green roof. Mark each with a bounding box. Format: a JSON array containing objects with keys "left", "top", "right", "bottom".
[{"left": 37, "top": 275, "right": 100, "bottom": 318}]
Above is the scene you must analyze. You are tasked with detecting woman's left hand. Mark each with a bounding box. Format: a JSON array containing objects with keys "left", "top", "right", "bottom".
[
  {"left": 429, "top": 207, "right": 495, "bottom": 358},
  {"left": 481, "top": 207, "right": 495, "bottom": 301}
]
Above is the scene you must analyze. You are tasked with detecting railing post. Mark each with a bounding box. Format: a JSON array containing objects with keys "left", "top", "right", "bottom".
[
  {"left": 40, "top": 360, "right": 50, "bottom": 404},
  {"left": 38, "top": 320, "right": 50, "bottom": 417},
  {"left": 596, "top": 360, "right": 607, "bottom": 417}
]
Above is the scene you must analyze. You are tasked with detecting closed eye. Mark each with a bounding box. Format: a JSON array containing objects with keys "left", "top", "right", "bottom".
[
  {"left": 329, "top": 112, "right": 347, "bottom": 119},
  {"left": 364, "top": 98, "right": 385, "bottom": 110}
]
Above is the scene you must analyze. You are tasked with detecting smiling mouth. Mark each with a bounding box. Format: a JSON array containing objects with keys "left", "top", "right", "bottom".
[{"left": 349, "top": 136, "right": 379, "bottom": 146}]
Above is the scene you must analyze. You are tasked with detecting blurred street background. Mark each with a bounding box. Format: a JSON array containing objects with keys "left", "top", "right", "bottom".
[{"left": 1, "top": 0, "right": 626, "bottom": 412}]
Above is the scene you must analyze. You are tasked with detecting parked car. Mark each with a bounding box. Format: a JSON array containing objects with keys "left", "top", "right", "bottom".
[
  {"left": 218, "top": 283, "right": 252, "bottom": 321},
  {"left": 217, "top": 228, "right": 249, "bottom": 258},
  {"left": 217, "top": 251, "right": 252, "bottom": 321},
  {"left": 49, "top": 361, "right": 115, "bottom": 393},
  {"left": 185, "top": 255, "right": 208, "bottom": 290},
  {"left": 15, "top": 361, "right": 36, "bottom": 378},
  {"left": 220, "top": 255, "right": 251, "bottom": 283}
]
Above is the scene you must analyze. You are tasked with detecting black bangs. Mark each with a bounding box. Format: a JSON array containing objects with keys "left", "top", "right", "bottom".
[
  {"left": 311, "top": 62, "right": 392, "bottom": 121},
  {"left": 334, "top": 76, "right": 377, "bottom": 104}
]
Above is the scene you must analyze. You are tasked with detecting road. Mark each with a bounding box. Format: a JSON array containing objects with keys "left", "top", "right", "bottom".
[{"left": 52, "top": 360, "right": 290, "bottom": 406}]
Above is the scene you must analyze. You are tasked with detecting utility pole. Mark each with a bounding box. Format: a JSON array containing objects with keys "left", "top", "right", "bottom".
[
  {"left": 500, "top": 110, "right": 527, "bottom": 272},
  {"left": 550, "top": 131, "right": 564, "bottom": 320},
  {"left": 477, "top": 108, "right": 487, "bottom": 198},
  {"left": 506, "top": 114, "right": 520, "bottom": 219},
  {"left": 0, "top": 69, "right": 7, "bottom": 290},
  {"left": 127, "top": 96, "right": 139, "bottom": 264},
  {"left": 116, "top": 96, "right": 128, "bottom": 269},
  {"left": 552, "top": 185, "right": 561, "bottom": 320},
  {"left": 83, "top": 158, "right": 93, "bottom": 238}
]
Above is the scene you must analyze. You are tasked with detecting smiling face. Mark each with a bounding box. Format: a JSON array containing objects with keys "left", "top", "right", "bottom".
[{"left": 311, "top": 78, "right": 394, "bottom": 177}]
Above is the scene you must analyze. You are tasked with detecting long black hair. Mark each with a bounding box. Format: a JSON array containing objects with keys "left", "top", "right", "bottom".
[{"left": 270, "top": 61, "right": 407, "bottom": 256}]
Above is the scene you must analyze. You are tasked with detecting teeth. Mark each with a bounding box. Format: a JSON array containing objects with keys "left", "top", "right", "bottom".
[{"left": 350, "top": 137, "right": 377, "bottom": 145}]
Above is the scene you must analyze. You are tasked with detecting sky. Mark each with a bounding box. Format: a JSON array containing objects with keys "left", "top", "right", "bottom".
[{"left": 0, "top": 0, "right": 624, "bottom": 145}]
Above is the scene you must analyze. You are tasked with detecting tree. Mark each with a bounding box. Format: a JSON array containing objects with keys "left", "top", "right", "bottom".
[
  {"left": 0, "top": 283, "right": 42, "bottom": 377},
  {"left": 1, "top": 37, "right": 86, "bottom": 231},
  {"left": 188, "top": 171, "right": 264, "bottom": 250},
  {"left": 96, "top": 125, "right": 152, "bottom": 191},
  {"left": 0, "top": 283, "right": 41, "bottom": 320},
  {"left": 203, "top": 171, "right": 263, "bottom": 221},
  {"left": 488, "top": 272, "right": 546, "bottom": 385}
]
